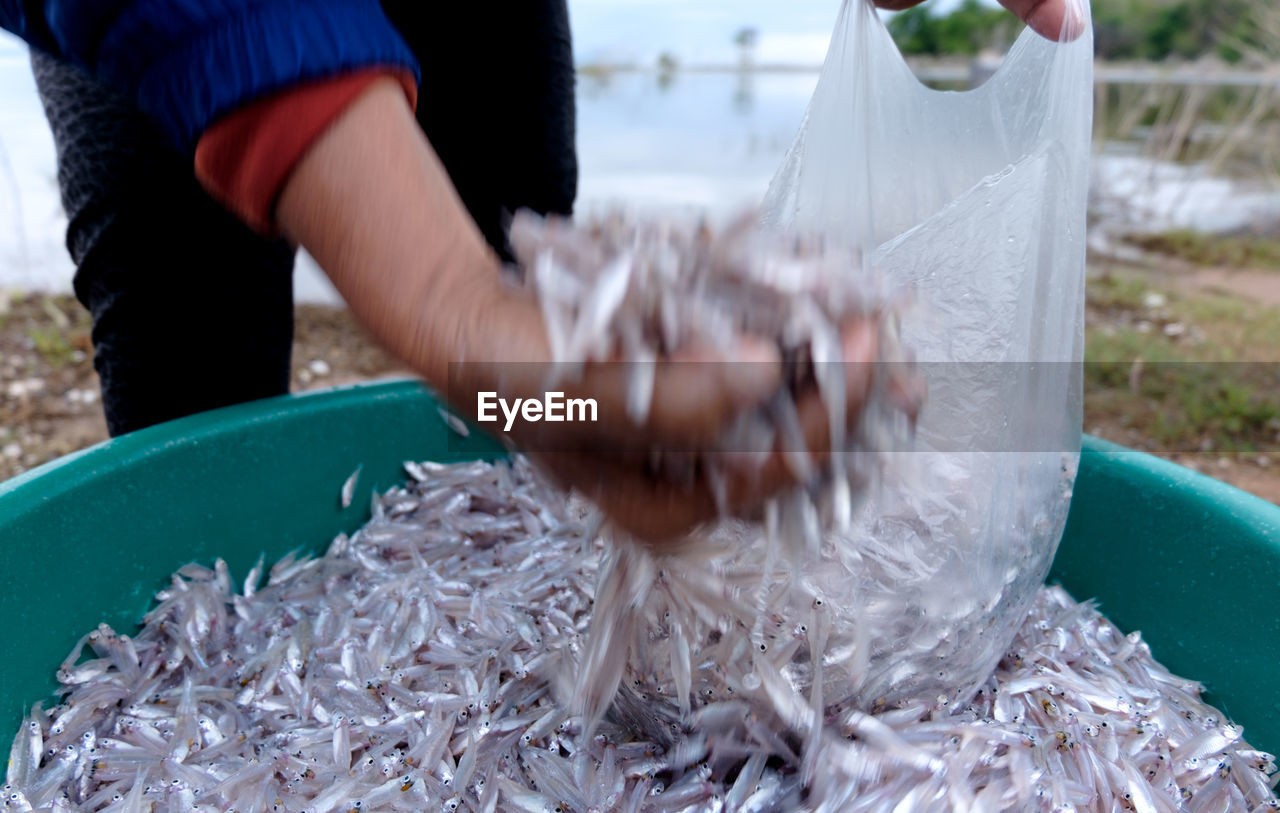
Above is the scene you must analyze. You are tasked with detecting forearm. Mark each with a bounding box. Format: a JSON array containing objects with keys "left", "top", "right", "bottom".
[{"left": 275, "top": 79, "right": 546, "bottom": 390}]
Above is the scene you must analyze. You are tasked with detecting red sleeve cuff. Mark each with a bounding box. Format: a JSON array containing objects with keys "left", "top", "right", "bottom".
[{"left": 195, "top": 69, "right": 419, "bottom": 234}]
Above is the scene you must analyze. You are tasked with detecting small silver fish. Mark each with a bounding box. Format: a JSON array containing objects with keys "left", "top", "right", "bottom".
[
  {"left": 340, "top": 464, "right": 363, "bottom": 509},
  {"left": 9, "top": 459, "right": 1274, "bottom": 813}
]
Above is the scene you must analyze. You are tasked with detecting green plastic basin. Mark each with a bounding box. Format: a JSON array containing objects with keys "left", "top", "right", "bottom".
[{"left": 1, "top": 380, "right": 1277, "bottom": 755}]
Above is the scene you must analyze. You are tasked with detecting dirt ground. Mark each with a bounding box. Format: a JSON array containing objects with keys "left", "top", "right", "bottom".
[
  {"left": 1081, "top": 251, "right": 1280, "bottom": 504},
  {"left": 2, "top": 287, "right": 1278, "bottom": 505},
  {"left": 0, "top": 296, "right": 407, "bottom": 483}
]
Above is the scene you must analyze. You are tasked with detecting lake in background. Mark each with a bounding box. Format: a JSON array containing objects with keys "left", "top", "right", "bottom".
[{"left": 1, "top": 33, "right": 1277, "bottom": 303}]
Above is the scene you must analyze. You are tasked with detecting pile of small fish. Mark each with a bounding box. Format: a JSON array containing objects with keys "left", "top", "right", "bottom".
[{"left": 6, "top": 458, "right": 1276, "bottom": 812}]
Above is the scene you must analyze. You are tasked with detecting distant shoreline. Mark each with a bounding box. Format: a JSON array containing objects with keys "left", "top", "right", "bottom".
[{"left": 578, "top": 60, "right": 1280, "bottom": 87}]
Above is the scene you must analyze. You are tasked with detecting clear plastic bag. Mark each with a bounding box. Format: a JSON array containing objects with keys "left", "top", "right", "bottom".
[
  {"left": 762, "top": 0, "right": 1093, "bottom": 705},
  {"left": 545, "top": 0, "right": 1094, "bottom": 758}
]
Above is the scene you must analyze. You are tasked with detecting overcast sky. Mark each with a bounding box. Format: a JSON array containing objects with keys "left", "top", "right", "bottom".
[{"left": 566, "top": 0, "right": 973, "bottom": 66}]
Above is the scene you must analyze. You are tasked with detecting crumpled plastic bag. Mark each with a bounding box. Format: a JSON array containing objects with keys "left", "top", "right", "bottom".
[
  {"left": 762, "top": 0, "right": 1093, "bottom": 705},
  {"left": 524, "top": 0, "right": 1094, "bottom": 749}
]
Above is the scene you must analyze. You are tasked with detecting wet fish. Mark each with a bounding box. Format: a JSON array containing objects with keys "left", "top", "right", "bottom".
[
  {"left": 4, "top": 458, "right": 1273, "bottom": 812},
  {"left": 340, "top": 465, "right": 363, "bottom": 509}
]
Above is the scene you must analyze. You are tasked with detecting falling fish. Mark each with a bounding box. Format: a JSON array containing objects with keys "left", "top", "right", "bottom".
[
  {"left": 437, "top": 407, "right": 471, "bottom": 438},
  {"left": 340, "top": 464, "right": 362, "bottom": 509}
]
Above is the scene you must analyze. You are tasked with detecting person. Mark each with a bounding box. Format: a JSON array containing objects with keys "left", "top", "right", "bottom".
[{"left": 1, "top": 0, "right": 1074, "bottom": 541}]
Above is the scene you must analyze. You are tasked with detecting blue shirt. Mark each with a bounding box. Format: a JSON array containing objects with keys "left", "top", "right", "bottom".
[{"left": 0, "top": 0, "right": 420, "bottom": 154}]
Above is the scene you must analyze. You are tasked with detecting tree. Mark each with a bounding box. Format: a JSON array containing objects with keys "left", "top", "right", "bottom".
[
  {"left": 733, "top": 26, "right": 759, "bottom": 68},
  {"left": 656, "top": 51, "right": 679, "bottom": 91},
  {"left": 891, "top": 0, "right": 1268, "bottom": 63},
  {"left": 887, "top": 0, "right": 1017, "bottom": 56}
]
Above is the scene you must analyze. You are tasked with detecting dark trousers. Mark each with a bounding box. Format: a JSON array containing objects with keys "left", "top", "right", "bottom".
[{"left": 32, "top": 2, "right": 577, "bottom": 437}]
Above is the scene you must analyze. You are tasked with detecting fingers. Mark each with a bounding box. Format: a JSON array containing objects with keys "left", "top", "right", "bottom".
[
  {"left": 643, "top": 337, "right": 782, "bottom": 445},
  {"left": 542, "top": 319, "right": 909, "bottom": 547},
  {"left": 464, "top": 307, "right": 917, "bottom": 548},
  {"left": 875, "top": 0, "right": 1084, "bottom": 42},
  {"left": 998, "top": 0, "right": 1083, "bottom": 40},
  {"left": 716, "top": 320, "right": 882, "bottom": 497}
]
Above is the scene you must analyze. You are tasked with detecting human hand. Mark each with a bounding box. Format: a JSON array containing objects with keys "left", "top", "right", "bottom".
[
  {"left": 448, "top": 286, "right": 898, "bottom": 544},
  {"left": 875, "top": 0, "right": 1083, "bottom": 40}
]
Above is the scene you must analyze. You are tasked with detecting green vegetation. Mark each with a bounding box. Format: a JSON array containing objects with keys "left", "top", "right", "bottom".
[
  {"left": 733, "top": 27, "right": 759, "bottom": 52},
  {"left": 28, "top": 325, "right": 75, "bottom": 369},
  {"left": 887, "top": 0, "right": 1020, "bottom": 56},
  {"left": 1084, "top": 271, "right": 1280, "bottom": 453},
  {"left": 1092, "top": 0, "right": 1266, "bottom": 63},
  {"left": 1084, "top": 271, "right": 1149, "bottom": 312},
  {"left": 23, "top": 297, "right": 90, "bottom": 371},
  {"left": 1124, "top": 230, "right": 1280, "bottom": 270},
  {"left": 889, "top": 0, "right": 1270, "bottom": 62}
]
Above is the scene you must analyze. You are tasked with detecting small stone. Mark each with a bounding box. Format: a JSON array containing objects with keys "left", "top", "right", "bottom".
[
  {"left": 2, "top": 442, "right": 20, "bottom": 459},
  {"left": 297, "top": 369, "right": 313, "bottom": 385},
  {"left": 1217, "top": 457, "right": 1231, "bottom": 470},
  {"left": 65, "top": 388, "right": 98, "bottom": 405},
  {"left": 1257, "top": 455, "right": 1271, "bottom": 469},
  {"left": 1135, "top": 320, "right": 1153, "bottom": 334},
  {"left": 6, "top": 378, "right": 46, "bottom": 399},
  {"left": 1162, "top": 322, "right": 1185, "bottom": 337},
  {"left": 308, "top": 359, "right": 331, "bottom": 377},
  {"left": 1141, "top": 291, "right": 1166, "bottom": 309}
]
